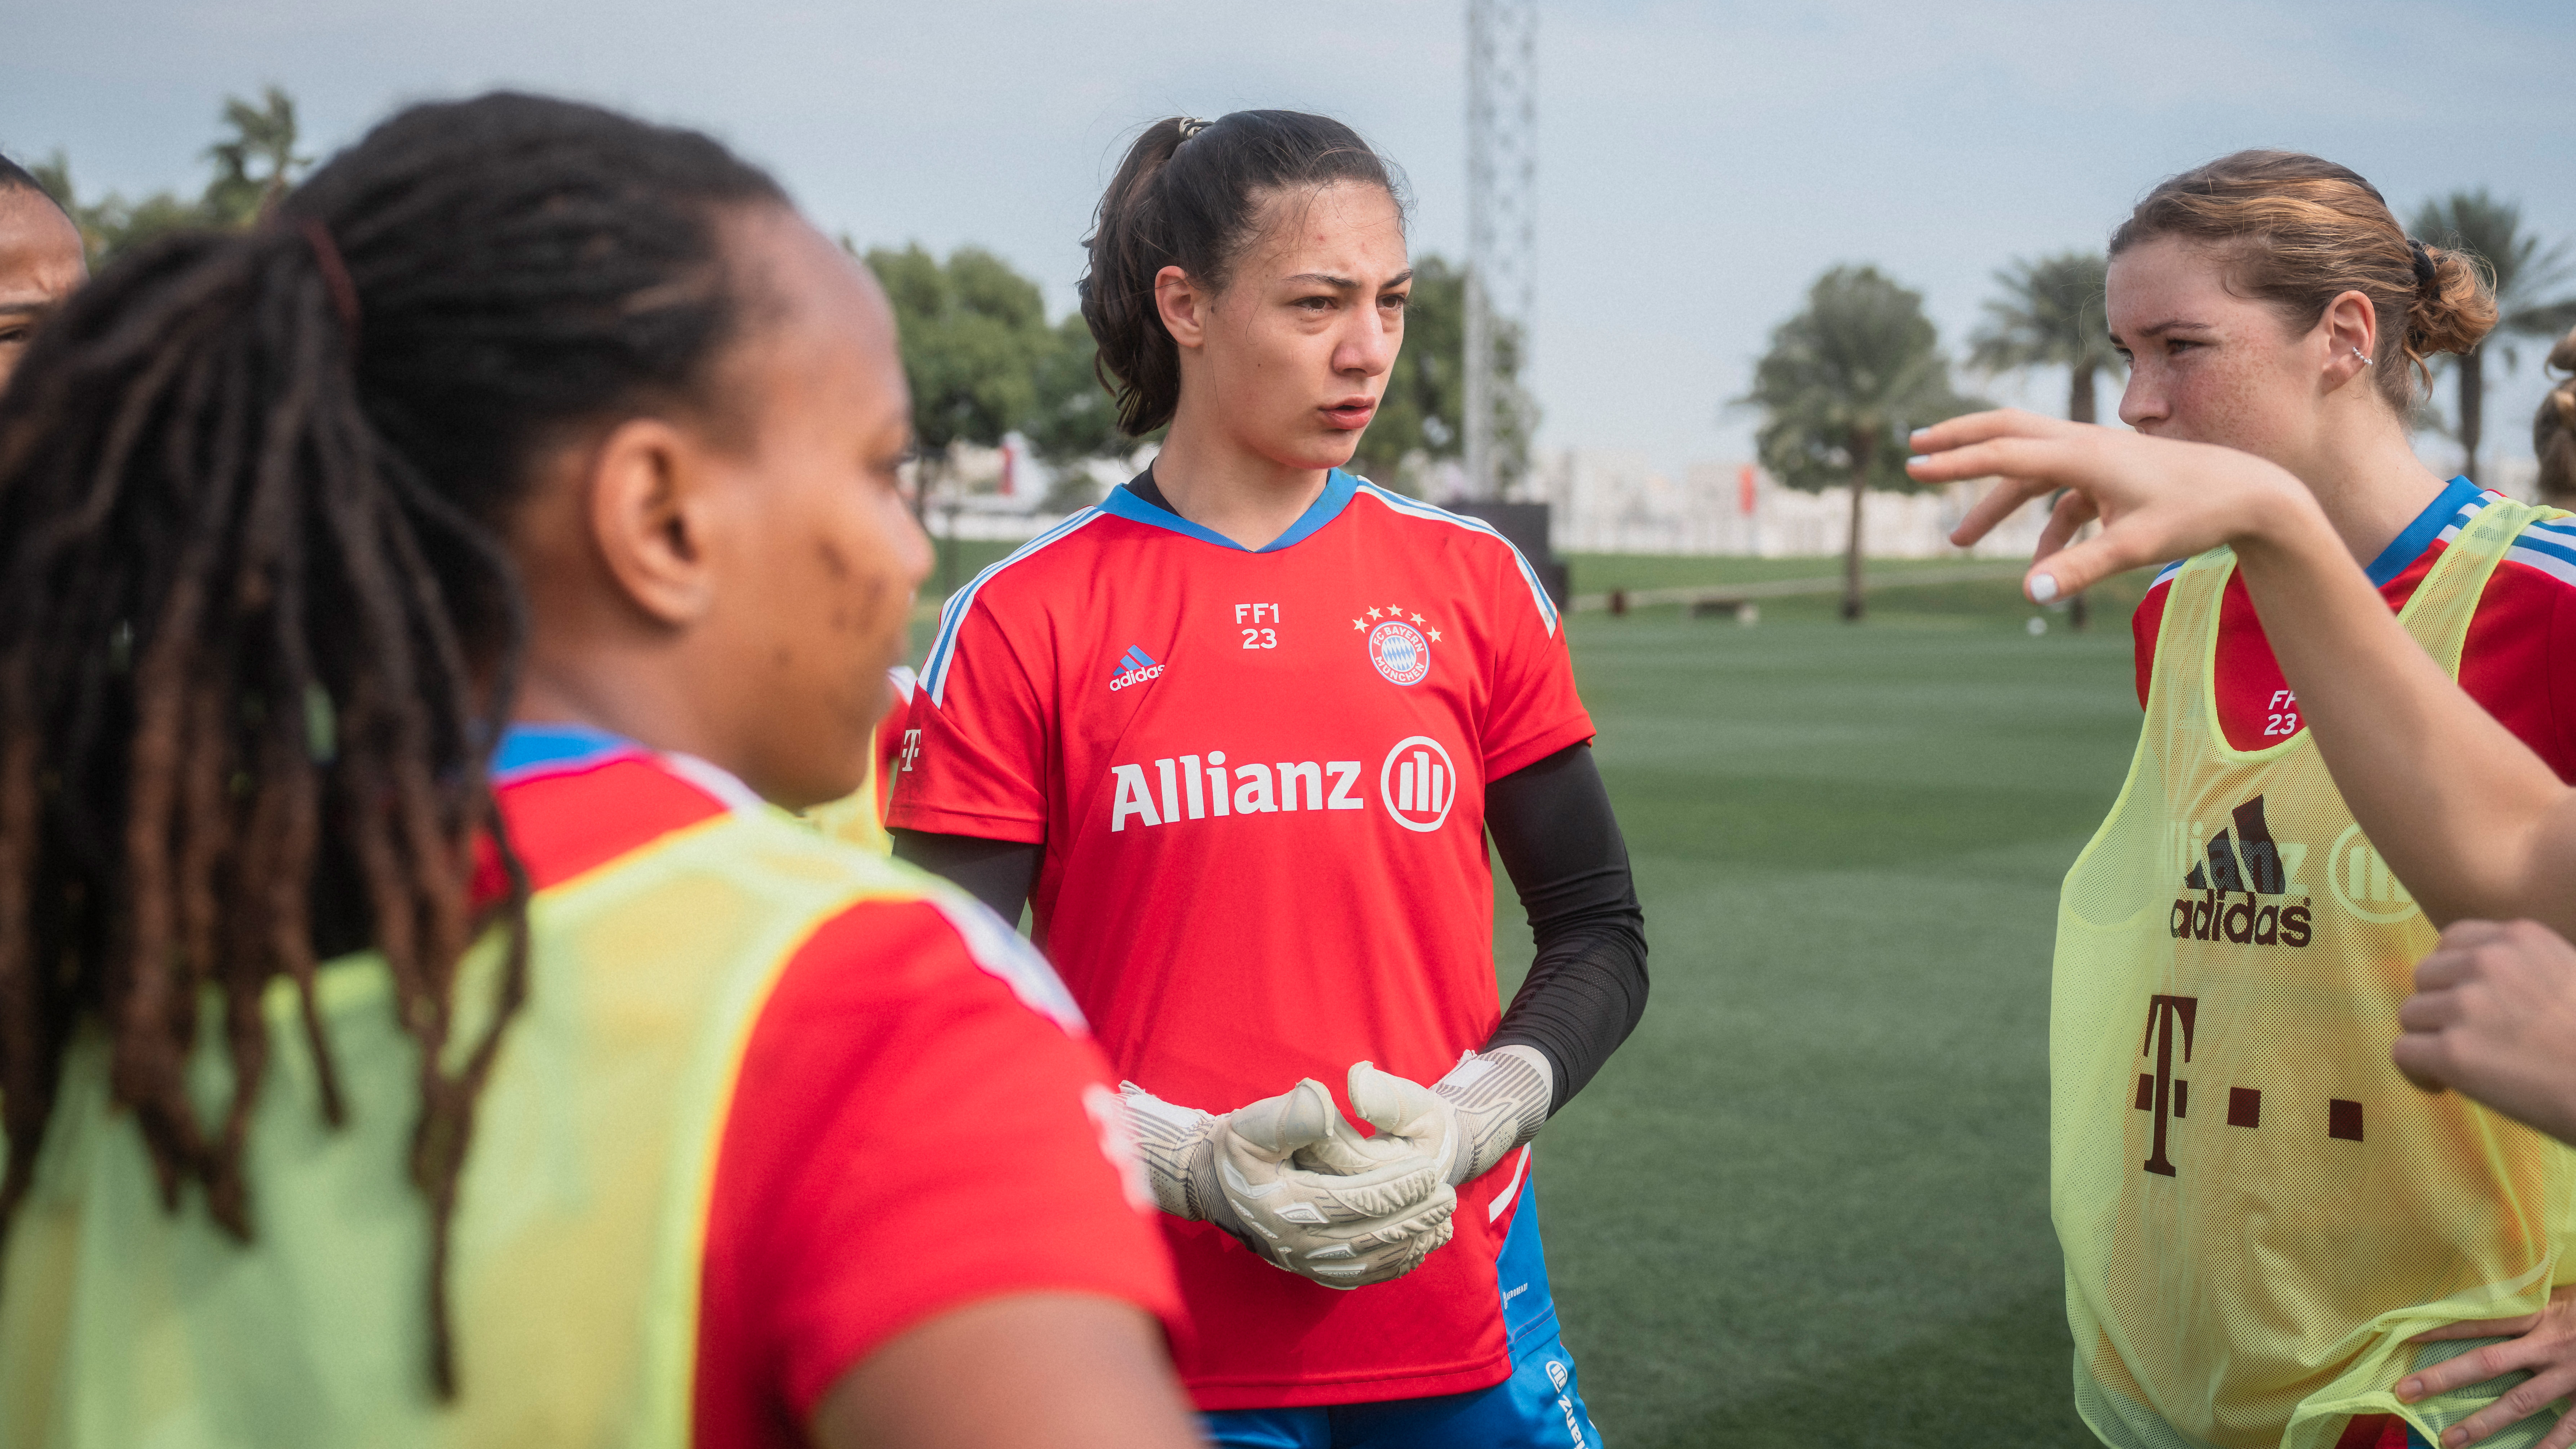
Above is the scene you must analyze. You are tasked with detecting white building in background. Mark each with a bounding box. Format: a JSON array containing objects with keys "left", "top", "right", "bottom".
[
  {"left": 909, "top": 435, "right": 1149, "bottom": 542},
  {"left": 1526, "top": 449, "right": 2051, "bottom": 560}
]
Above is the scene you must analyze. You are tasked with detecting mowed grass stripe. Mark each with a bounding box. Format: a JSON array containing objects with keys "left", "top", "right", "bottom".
[{"left": 1519, "top": 596, "right": 2143, "bottom": 1448}]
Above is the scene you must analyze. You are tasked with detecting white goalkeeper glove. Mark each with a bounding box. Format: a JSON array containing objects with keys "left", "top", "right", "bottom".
[
  {"left": 1118, "top": 1078, "right": 1456, "bottom": 1289},
  {"left": 1344, "top": 1046, "right": 1554, "bottom": 1188}
]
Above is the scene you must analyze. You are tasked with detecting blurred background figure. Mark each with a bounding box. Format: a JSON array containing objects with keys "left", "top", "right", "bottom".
[
  {"left": 2541, "top": 324, "right": 2576, "bottom": 508},
  {"left": 0, "top": 154, "right": 84, "bottom": 390}
]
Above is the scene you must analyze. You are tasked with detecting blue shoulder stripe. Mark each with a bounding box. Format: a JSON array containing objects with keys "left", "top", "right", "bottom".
[
  {"left": 2507, "top": 525, "right": 2576, "bottom": 571},
  {"left": 919, "top": 508, "right": 1114, "bottom": 708},
  {"left": 2520, "top": 511, "right": 2576, "bottom": 543},
  {"left": 1353, "top": 482, "right": 1560, "bottom": 636}
]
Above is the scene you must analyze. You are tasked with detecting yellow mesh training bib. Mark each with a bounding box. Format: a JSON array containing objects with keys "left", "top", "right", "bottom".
[
  {"left": 2055, "top": 497, "right": 2576, "bottom": 1449},
  {"left": 0, "top": 794, "right": 959, "bottom": 1449}
]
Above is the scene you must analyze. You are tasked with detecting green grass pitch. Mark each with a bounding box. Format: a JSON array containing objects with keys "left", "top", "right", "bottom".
[{"left": 1528, "top": 561, "right": 2153, "bottom": 1447}]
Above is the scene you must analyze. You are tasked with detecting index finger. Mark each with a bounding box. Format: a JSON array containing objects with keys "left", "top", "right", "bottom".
[{"left": 1908, "top": 408, "right": 2073, "bottom": 456}]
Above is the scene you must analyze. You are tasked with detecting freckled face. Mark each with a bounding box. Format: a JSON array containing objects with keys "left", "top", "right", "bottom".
[
  {"left": 2108, "top": 235, "right": 2324, "bottom": 465},
  {"left": 703, "top": 209, "right": 930, "bottom": 809}
]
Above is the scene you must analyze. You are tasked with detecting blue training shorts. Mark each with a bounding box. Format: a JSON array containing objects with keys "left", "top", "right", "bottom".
[{"left": 1201, "top": 1179, "right": 1604, "bottom": 1449}]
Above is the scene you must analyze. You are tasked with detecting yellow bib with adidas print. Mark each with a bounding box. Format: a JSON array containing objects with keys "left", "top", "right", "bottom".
[{"left": 2055, "top": 496, "right": 2576, "bottom": 1449}]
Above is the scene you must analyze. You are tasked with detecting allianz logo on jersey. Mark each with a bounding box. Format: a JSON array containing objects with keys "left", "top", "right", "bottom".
[
  {"left": 1108, "top": 646, "right": 1164, "bottom": 692},
  {"left": 1108, "top": 735, "right": 1458, "bottom": 835},
  {"left": 2169, "top": 796, "right": 2313, "bottom": 947}
]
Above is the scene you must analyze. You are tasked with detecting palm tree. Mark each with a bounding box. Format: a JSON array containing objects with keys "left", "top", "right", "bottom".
[
  {"left": 202, "top": 86, "right": 309, "bottom": 226},
  {"left": 2411, "top": 191, "right": 2576, "bottom": 486},
  {"left": 1970, "top": 251, "right": 2121, "bottom": 627},
  {"left": 1969, "top": 251, "right": 2121, "bottom": 424},
  {"left": 1739, "top": 265, "right": 1978, "bottom": 620}
]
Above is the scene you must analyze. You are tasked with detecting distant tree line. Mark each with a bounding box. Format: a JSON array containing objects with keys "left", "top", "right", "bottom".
[
  {"left": 25, "top": 87, "right": 308, "bottom": 262},
  {"left": 863, "top": 242, "right": 1504, "bottom": 506},
  {"left": 14, "top": 87, "right": 1520, "bottom": 511}
]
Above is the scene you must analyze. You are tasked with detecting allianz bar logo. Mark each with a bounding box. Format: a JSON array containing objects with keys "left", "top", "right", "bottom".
[
  {"left": 1106, "top": 736, "right": 1460, "bottom": 834},
  {"left": 2170, "top": 796, "right": 2313, "bottom": 948}
]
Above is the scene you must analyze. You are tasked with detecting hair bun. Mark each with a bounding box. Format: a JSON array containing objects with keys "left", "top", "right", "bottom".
[{"left": 2407, "top": 243, "right": 2497, "bottom": 359}]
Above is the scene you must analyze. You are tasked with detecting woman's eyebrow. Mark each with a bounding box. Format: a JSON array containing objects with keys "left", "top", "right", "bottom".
[{"left": 1278, "top": 269, "right": 1414, "bottom": 291}]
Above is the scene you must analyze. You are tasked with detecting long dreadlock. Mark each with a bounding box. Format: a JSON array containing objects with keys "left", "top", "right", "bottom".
[{"left": 0, "top": 92, "right": 784, "bottom": 1396}]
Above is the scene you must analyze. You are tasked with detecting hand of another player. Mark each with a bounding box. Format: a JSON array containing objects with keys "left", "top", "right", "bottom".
[
  {"left": 1119, "top": 1080, "right": 1455, "bottom": 1290},
  {"left": 2394, "top": 920, "right": 2576, "bottom": 1147},
  {"left": 2396, "top": 1282, "right": 2576, "bottom": 1448},
  {"left": 1335, "top": 1049, "right": 1552, "bottom": 1189},
  {"left": 1904, "top": 409, "right": 2321, "bottom": 602}
]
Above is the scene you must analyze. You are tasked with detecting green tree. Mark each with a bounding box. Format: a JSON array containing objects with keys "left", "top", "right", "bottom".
[
  {"left": 1027, "top": 313, "right": 1122, "bottom": 469},
  {"left": 1970, "top": 251, "right": 2118, "bottom": 424},
  {"left": 863, "top": 242, "right": 1052, "bottom": 466},
  {"left": 1740, "top": 265, "right": 1978, "bottom": 621},
  {"left": 1353, "top": 255, "right": 1464, "bottom": 489},
  {"left": 1970, "top": 250, "right": 2120, "bottom": 627},
  {"left": 2411, "top": 190, "right": 2576, "bottom": 486},
  {"left": 860, "top": 242, "right": 1075, "bottom": 591},
  {"left": 23, "top": 87, "right": 310, "bottom": 264},
  {"left": 201, "top": 87, "right": 309, "bottom": 226}
]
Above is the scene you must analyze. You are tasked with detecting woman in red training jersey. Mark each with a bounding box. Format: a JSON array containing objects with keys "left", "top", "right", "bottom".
[
  {"left": 889, "top": 111, "right": 1647, "bottom": 1448},
  {"left": 0, "top": 92, "right": 1195, "bottom": 1449}
]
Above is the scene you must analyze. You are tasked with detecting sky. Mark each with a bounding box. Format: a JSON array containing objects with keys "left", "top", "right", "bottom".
[{"left": 6, "top": 0, "right": 2574, "bottom": 477}]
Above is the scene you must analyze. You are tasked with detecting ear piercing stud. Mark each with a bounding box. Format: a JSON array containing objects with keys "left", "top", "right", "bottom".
[{"left": 2351, "top": 347, "right": 2372, "bottom": 366}]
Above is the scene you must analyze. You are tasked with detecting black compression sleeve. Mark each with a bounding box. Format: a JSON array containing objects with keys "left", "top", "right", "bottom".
[
  {"left": 1482, "top": 743, "right": 1649, "bottom": 1110},
  {"left": 890, "top": 829, "right": 1043, "bottom": 924}
]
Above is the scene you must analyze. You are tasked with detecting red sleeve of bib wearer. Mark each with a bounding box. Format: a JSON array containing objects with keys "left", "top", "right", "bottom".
[
  {"left": 691, "top": 899, "right": 1181, "bottom": 1449},
  {"left": 2133, "top": 578, "right": 2173, "bottom": 711},
  {"left": 1477, "top": 547, "right": 1595, "bottom": 780},
  {"left": 2455, "top": 556, "right": 2576, "bottom": 783},
  {"left": 886, "top": 601, "right": 1051, "bottom": 843}
]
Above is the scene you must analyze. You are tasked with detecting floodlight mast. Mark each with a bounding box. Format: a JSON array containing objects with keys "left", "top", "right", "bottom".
[{"left": 1465, "top": 0, "right": 1536, "bottom": 499}]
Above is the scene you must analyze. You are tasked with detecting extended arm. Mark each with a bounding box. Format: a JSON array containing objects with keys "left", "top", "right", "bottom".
[{"left": 1913, "top": 410, "right": 2576, "bottom": 936}]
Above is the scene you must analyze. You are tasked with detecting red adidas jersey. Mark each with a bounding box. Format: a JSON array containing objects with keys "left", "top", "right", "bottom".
[
  {"left": 481, "top": 728, "right": 1181, "bottom": 1448},
  {"left": 2133, "top": 479, "right": 2576, "bottom": 781},
  {"left": 885, "top": 470, "right": 1594, "bottom": 1408}
]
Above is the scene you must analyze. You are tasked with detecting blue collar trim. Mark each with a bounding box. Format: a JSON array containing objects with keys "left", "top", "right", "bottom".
[
  {"left": 1099, "top": 468, "right": 1359, "bottom": 553},
  {"left": 494, "top": 723, "right": 633, "bottom": 777},
  {"left": 2365, "top": 476, "right": 2482, "bottom": 587}
]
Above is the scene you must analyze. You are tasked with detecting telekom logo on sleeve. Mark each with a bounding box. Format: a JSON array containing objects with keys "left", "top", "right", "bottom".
[{"left": 1379, "top": 735, "right": 1455, "bottom": 832}]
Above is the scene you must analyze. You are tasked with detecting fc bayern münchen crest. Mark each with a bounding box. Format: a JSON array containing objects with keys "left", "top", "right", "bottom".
[{"left": 1367, "top": 619, "right": 1431, "bottom": 686}]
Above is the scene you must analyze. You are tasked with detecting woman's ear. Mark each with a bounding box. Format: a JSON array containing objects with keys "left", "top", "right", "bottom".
[
  {"left": 1155, "top": 265, "right": 1209, "bottom": 352},
  {"left": 2319, "top": 289, "right": 2380, "bottom": 394},
  {"left": 583, "top": 416, "right": 723, "bottom": 627}
]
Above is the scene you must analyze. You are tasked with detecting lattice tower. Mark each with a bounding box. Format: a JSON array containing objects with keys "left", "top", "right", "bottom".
[{"left": 1466, "top": 0, "right": 1537, "bottom": 497}]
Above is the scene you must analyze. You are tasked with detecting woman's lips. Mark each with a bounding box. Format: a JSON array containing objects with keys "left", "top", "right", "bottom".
[{"left": 1322, "top": 400, "right": 1377, "bottom": 430}]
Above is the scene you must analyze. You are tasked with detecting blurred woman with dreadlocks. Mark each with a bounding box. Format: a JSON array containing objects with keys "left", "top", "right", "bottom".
[{"left": 0, "top": 93, "right": 1195, "bottom": 1449}]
